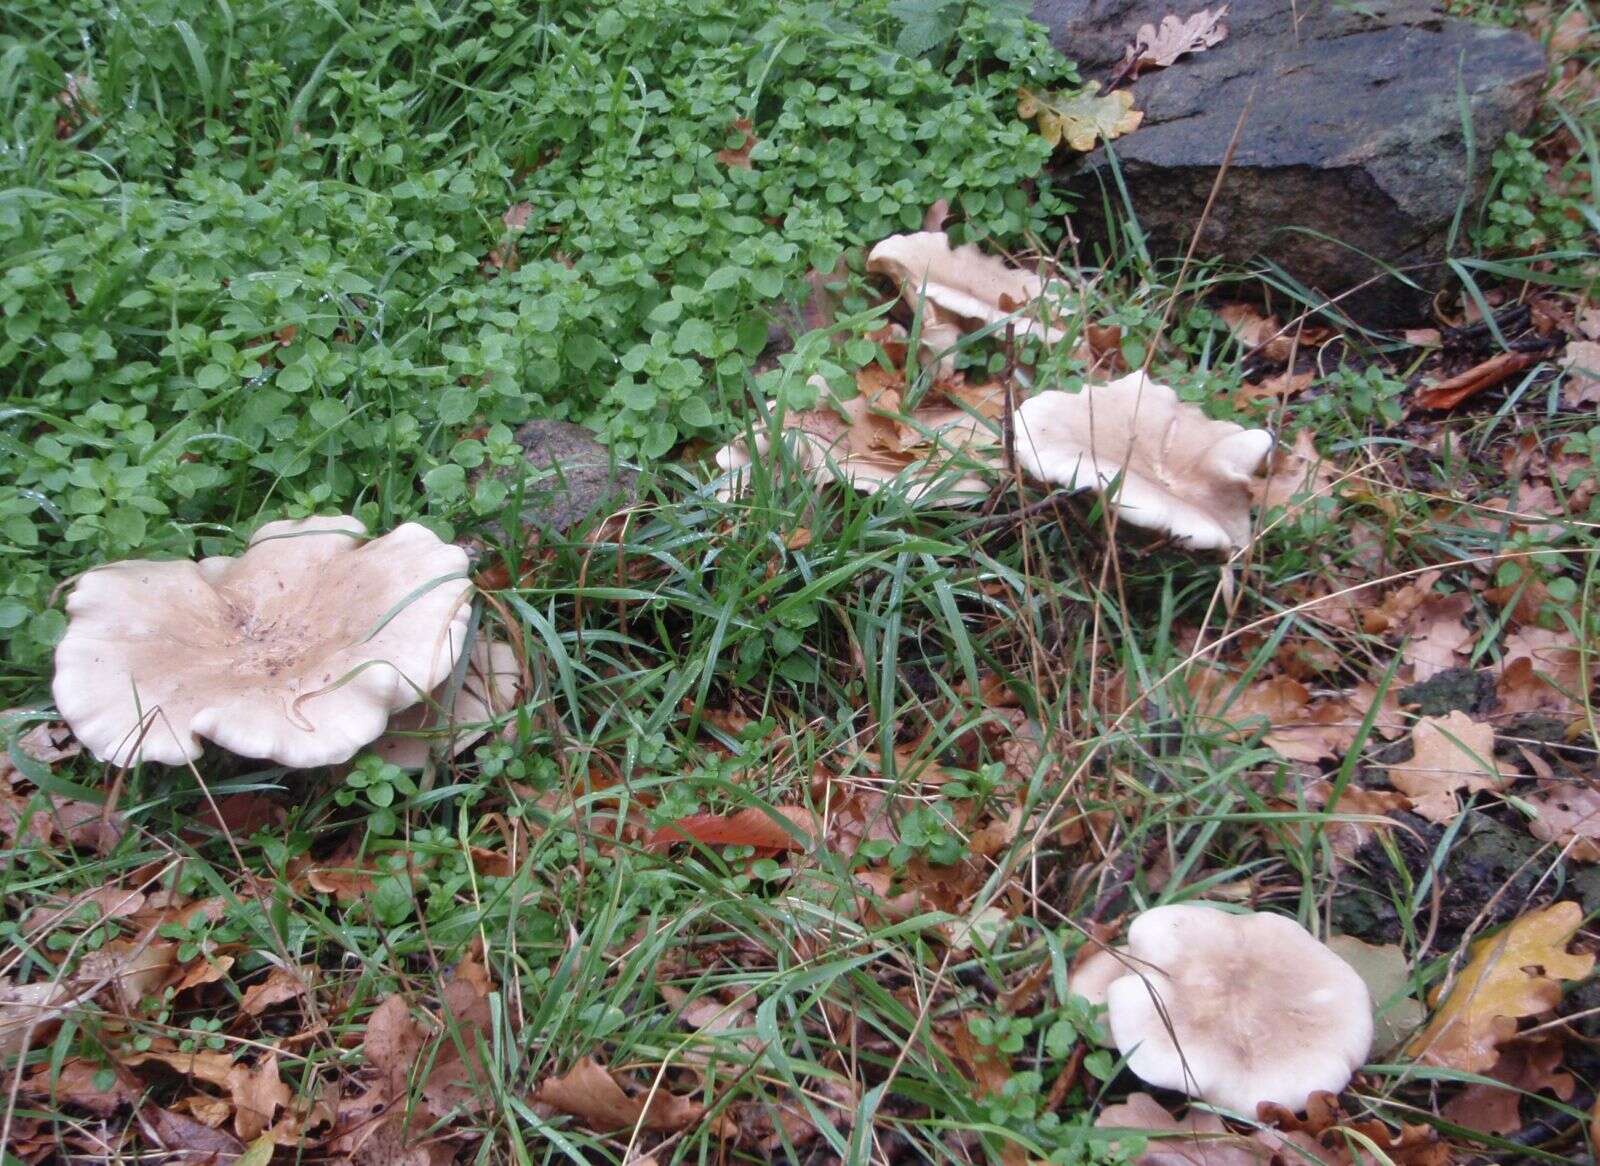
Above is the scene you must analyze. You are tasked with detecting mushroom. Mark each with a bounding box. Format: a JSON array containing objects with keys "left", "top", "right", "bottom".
[
  {"left": 53, "top": 516, "right": 472, "bottom": 768},
  {"left": 1013, "top": 373, "right": 1273, "bottom": 550},
  {"left": 371, "top": 638, "right": 521, "bottom": 769},
  {"left": 1102, "top": 904, "right": 1372, "bottom": 1114}
]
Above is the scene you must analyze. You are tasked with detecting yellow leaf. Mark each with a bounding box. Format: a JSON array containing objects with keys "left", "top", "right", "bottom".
[
  {"left": 1017, "top": 84, "right": 1142, "bottom": 153},
  {"left": 1406, "top": 901, "right": 1594, "bottom": 1072}
]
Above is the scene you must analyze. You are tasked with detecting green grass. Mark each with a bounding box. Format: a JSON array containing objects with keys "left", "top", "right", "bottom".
[{"left": 4, "top": 0, "right": 1600, "bottom": 1163}]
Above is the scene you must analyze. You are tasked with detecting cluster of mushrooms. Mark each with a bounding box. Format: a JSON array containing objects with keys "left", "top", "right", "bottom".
[
  {"left": 1071, "top": 904, "right": 1373, "bottom": 1115},
  {"left": 51, "top": 516, "right": 515, "bottom": 770}
]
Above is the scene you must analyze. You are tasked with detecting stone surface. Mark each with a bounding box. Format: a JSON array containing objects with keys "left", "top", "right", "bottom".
[
  {"left": 1033, "top": 0, "right": 1545, "bottom": 323},
  {"left": 477, "top": 420, "right": 640, "bottom": 535}
]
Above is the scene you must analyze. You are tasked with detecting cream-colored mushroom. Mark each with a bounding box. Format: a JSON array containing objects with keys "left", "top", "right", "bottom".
[
  {"left": 372, "top": 638, "right": 521, "bottom": 769},
  {"left": 1013, "top": 373, "right": 1273, "bottom": 550},
  {"left": 1103, "top": 904, "right": 1372, "bottom": 1114},
  {"left": 53, "top": 516, "right": 472, "bottom": 768}
]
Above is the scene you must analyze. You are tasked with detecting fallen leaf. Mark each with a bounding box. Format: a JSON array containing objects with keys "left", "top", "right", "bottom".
[
  {"left": 364, "top": 994, "right": 426, "bottom": 1095},
  {"left": 1406, "top": 900, "right": 1594, "bottom": 1072},
  {"left": 229, "top": 1053, "right": 290, "bottom": 1141},
  {"left": 1018, "top": 84, "right": 1143, "bottom": 153},
  {"left": 240, "top": 966, "right": 315, "bottom": 1016},
  {"left": 1013, "top": 371, "right": 1273, "bottom": 550},
  {"left": 1561, "top": 340, "right": 1600, "bottom": 408},
  {"left": 648, "top": 805, "right": 812, "bottom": 855},
  {"left": 173, "top": 954, "right": 235, "bottom": 995},
  {"left": 1096, "top": 1092, "right": 1280, "bottom": 1164},
  {"left": 1324, "top": 935, "right": 1424, "bottom": 1058},
  {"left": 138, "top": 1106, "right": 245, "bottom": 1159},
  {"left": 1119, "top": 5, "right": 1229, "bottom": 79},
  {"left": 1525, "top": 781, "right": 1600, "bottom": 861},
  {"left": 1402, "top": 593, "right": 1473, "bottom": 682},
  {"left": 533, "top": 1055, "right": 705, "bottom": 1132},
  {"left": 24, "top": 1058, "right": 139, "bottom": 1117},
  {"left": 1441, "top": 1036, "right": 1573, "bottom": 1135},
  {"left": 1497, "top": 625, "right": 1593, "bottom": 716},
  {"left": 77, "top": 938, "right": 181, "bottom": 1012},
  {"left": 1415, "top": 350, "right": 1537, "bottom": 410},
  {"left": 1235, "top": 368, "right": 1314, "bottom": 405},
  {"left": 1405, "top": 328, "right": 1443, "bottom": 347},
  {"left": 1303, "top": 780, "right": 1409, "bottom": 869},
  {"left": 715, "top": 118, "right": 758, "bottom": 169},
  {"left": 1387, "top": 711, "right": 1512, "bottom": 823},
  {"left": 1260, "top": 1092, "right": 1451, "bottom": 1166},
  {"left": 1253, "top": 429, "right": 1339, "bottom": 521},
  {"left": 0, "top": 978, "right": 82, "bottom": 1059},
  {"left": 660, "top": 985, "right": 763, "bottom": 1069},
  {"left": 1216, "top": 302, "right": 1296, "bottom": 363}
]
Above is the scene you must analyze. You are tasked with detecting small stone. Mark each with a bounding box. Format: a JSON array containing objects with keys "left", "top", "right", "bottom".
[
  {"left": 1033, "top": 0, "right": 1545, "bottom": 324},
  {"left": 476, "top": 420, "right": 640, "bottom": 536}
]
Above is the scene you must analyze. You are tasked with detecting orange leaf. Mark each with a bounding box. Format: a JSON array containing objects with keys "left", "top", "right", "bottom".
[
  {"left": 649, "top": 806, "right": 811, "bottom": 855},
  {"left": 534, "top": 1055, "right": 705, "bottom": 1132},
  {"left": 1407, "top": 901, "right": 1594, "bottom": 1072}
]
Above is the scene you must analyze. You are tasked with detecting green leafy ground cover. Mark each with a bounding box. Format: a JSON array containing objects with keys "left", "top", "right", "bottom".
[{"left": 3, "top": 0, "right": 1599, "bottom": 1163}]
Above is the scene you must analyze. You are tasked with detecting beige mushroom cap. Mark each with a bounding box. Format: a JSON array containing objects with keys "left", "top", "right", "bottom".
[
  {"left": 372, "top": 638, "right": 521, "bottom": 769},
  {"left": 1104, "top": 904, "right": 1372, "bottom": 1114},
  {"left": 53, "top": 516, "right": 472, "bottom": 768},
  {"left": 1013, "top": 373, "right": 1273, "bottom": 550}
]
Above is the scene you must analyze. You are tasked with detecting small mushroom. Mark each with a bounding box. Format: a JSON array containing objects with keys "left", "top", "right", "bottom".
[
  {"left": 371, "top": 638, "right": 521, "bottom": 769},
  {"left": 53, "top": 516, "right": 472, "bottom": 768},
  {"left": 1103, "top": 904, "right": 1372, "bottom": 1114}
]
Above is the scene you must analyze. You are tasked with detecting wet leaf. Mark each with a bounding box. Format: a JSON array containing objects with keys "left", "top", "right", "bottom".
[
  {"left": 1018, "top": 84, "right": 1143, "bottom": 152},
  {"left": 649, "top": 806, "right": 812, "bottom": 855},
  {"left": 1407, "top": 901, "right": 1594, "bottom": 1072}
]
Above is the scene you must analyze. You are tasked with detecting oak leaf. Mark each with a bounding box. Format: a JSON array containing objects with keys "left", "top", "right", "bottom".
[
  {"left": 1406, "top": 900, "right": 1594, "bottom": 1072},
  {"left": 1561, "top": 340, "right": 1600, "bottom": 408},
  {"left": 1121, "top": 6, "right": 1229, "bottom": 78},
  {"left": 1013, "top": 371, "right": 1272, "bottom": 549},
  {"left": 1525, "top": 781, "right": 1600, "bottom": 861},
  {"left": 1441, "top": 1036, "right": 1573, "bottom": 1135},
  {"left": 1018, "top": 84, "right": 1143, "bottom": 153},
  {"left": 1386, "top": 711, "right": 1511, "bottom": 823}
]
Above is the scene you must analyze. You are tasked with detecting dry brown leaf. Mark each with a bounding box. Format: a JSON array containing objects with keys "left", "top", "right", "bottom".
[
  {"left": 1402, "top": 592, "right": 1473, "bottom": 682},
  {"left": 1216, "top": 303, "right": 1295, "bottom": 362},
  {"left": 1407, "top": 900, "right": 1594, "bottom": 1072},
  {"left": 1014, "top": 371, "right": 1272, "bottom": 549},
  {"left": 77, "top": 938, "right": 180, "bottom": 1012},
  {"left": 1260, "top": 1092, "right": 1451, "bottom": 1165},
  {"left": 229, "top": 1053, "right": 290, "bottom": 1140},
  {"left": 1387, "top": 711, "right": 1512, "bottom": 823},
  {"left": 1235, "top": 368, "right": 1314, "bottom": 405},
  {"left": 1561, "top": 340, "right": 1600, "bottom": 408},
  {"left": 1441, "top": 1036, "right": 1573, "bottom": 1135},
  {"left": 24, "top": 1058, "right": 140, "bottom": 1117},
  {"left": 1120, "top": 5, "right": 1229, "bottom": 77},
  {"left": 1096, "top": 1092, "right": 1282, "bottom": 1165},
  {"left": 1525, "top": 781, "right": 1600, "bottom": 861},
  {"left": 1253, "top": 429, "right": 1339, "bottom": 522},
  {"left": 240, "top": 966, "right": 314, "bottom": 1016},
  {"left": 660, "top": 985, "right": 763, "bottom": 1070},
  {"left": 648, "top": 805, "right": 812, "bottom": 855},
  {"left": 715, "top": 118, "right": 758, "bottom": 169},
  {"left": 1303, "top": 780, "right": 1409, "bottom": 868},
  {"left": 364, "top": 994, "right": 427, "bottom": 1095},
  {"left": 173, "top": 954, "right": 235, "bottom": 995},
  {"left": 1497, "top": 625, "right": 1593, "bottom": 716},
  {"left": 0, "top": 978, "right": 83, "bottom": 1060},
  {"left": 533, "top": 1055, "right": 705, "bottom": 1132},
  {"left": 1018, "top": 85, "right": 1143, "bottom": 153},
  {"left": 138, "top": 1106, "right": 245, "bottom": 1158}
]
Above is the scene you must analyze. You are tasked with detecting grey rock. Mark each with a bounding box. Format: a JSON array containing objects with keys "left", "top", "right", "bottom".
[
  {"left": 1033, "top": 0, "right": 1545, "bottom": 323},
  {"left": 477, "top": 420, "right": 640, "bottom": 535}
]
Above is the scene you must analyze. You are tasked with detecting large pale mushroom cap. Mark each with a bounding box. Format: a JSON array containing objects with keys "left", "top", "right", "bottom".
[
  {"left": 1104, "top": 904, "right": 1372, "bottom": 1114},
  {"left": 1013, "top": 373, "right": 1273, "bottom": 550},
  {"left": 53, "top": 517, "right": 472, "bottom": 768}
]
